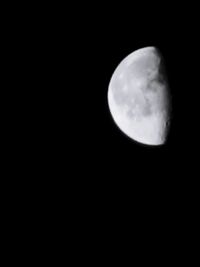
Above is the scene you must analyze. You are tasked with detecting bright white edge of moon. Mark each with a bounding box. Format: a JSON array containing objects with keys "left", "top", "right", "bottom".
[{"left": 107, "top": 46, "right": 170, "bottom": 146}]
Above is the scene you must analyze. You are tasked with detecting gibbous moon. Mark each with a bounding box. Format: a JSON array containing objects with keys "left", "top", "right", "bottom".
[{"left": 108, "top": 46, "right": 171, "bottom": 146}]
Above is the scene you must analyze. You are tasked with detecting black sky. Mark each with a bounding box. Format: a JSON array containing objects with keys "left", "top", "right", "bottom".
[
  {"left": 6, "top": 2, "right": 198, "bottom": 202},
  {"left": 25, "top": 3, "right": 199, "bottom": 184},
  {"left": 4, "top": 2, "right": 200, "bottom": 257}
]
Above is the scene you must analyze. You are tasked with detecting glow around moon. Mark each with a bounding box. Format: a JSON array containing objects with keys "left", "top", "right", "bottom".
[{"left": 108, "top": 46, "right": 171, "bottom": 146}]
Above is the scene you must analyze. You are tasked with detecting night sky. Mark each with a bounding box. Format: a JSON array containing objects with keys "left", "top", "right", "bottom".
[{"left": 7, "top": 3, "right": 199, "bottom": 246}]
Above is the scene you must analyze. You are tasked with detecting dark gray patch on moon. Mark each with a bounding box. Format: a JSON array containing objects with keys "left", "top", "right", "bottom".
[{"left": 142, "top": 97, "right": 153, "bottom": 116}]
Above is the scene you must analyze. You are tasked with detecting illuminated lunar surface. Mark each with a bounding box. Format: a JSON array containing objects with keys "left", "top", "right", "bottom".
[{"left": 108, "top": 46, "right": 171, "bottom": 146}]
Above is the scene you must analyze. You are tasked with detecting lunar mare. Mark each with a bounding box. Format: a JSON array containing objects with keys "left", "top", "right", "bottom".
[{"left": 108, "top": 46, "right": 171, "bottom": 145}]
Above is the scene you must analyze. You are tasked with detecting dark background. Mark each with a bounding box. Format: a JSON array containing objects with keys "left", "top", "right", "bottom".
[
  {"left": 24, "top": 3, "right": 198, "bottom": 218},
  {"left": 4, "top": 2, "right": 199, "bottom": 257},
  {"left": 50, "top": 5, "right": 198, "bottom": 178},
  {"left": 7, "top": 2, "right": 199, "bottom": 199}
]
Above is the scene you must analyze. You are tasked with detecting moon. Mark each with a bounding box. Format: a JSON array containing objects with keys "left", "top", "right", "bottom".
[{"left": 107, "top": 46, "right": 171, "bottom": 146}]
